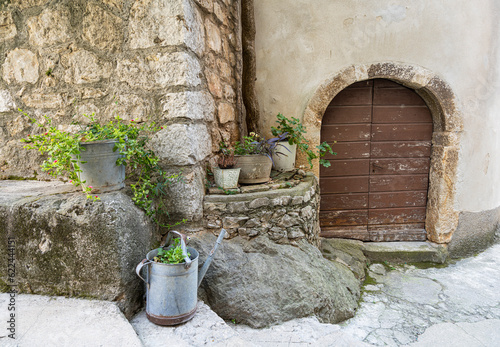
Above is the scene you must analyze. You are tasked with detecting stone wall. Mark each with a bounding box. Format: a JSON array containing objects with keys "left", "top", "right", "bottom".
[
  {"left": 203, "top": 175, "right": 321, "bottom": 246},
  {"left": 0, "top": 0, "right": 241, "bottom": 228}
]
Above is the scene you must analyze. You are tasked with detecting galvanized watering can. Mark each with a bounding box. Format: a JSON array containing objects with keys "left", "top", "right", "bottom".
[{"left": 136, "top": 229, "right": 226, "bottom": 326}]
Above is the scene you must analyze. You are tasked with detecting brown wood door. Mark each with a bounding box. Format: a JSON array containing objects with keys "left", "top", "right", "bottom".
[{"left": 320, "top": 79, "right": 432, "bottom": 241}]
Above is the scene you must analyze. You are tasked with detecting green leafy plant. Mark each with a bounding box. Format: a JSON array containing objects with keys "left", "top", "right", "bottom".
[
  {"left": 271, "top": 113, "right": 336, "bottom": 168},
  {"left": 20, "top": 111, "right": 184, "bottom": 228},
  {"left": 153, "top": 238, "right": 191, "bottom": 264},
  {"left": 234, "top": 132, "right": 287, "bottom": 159}
]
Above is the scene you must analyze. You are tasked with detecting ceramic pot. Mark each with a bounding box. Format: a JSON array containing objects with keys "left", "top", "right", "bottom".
[
  {"left": 234, "top": 154, "right": 272, "bottom": 184},
  {"left": 272, "top": 141, "right": 297, "bottom": 172}
]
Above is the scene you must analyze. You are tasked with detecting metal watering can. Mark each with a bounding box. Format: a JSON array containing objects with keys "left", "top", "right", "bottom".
[{"left": 136, "top": 229, "right": 226, "bottom": 326}]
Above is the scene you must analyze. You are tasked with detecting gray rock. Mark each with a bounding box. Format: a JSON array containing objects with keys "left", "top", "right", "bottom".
[
  {"left": 190, "top": 233, "right": 361, "bottom": 328},
  {"left": 0, "top": 182, "right": 153, "bottom": 318},
  {"left": 321, "top": 238, "right": 367, "bottom": 280}
]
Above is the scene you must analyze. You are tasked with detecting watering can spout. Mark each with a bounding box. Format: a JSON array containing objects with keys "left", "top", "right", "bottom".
[{"left": 197, "top": 228, "right": 226, "bottom": 287}]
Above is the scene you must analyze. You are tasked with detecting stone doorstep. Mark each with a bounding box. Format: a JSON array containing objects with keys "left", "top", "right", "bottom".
[{"left": 360, "top": 241, "right": 449, "bottom": 264}]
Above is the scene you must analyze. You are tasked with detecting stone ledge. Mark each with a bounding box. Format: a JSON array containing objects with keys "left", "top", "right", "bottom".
[{"left": 205, "top": 174, "right": 315, "bottom": 203}]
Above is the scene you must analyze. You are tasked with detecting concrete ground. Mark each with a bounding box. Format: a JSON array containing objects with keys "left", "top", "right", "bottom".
[{"left": 1, "top": 243, "right": 499, "bottom": 346}]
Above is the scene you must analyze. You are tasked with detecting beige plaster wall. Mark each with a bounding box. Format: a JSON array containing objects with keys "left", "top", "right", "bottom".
[{"left": 254, "top": 0, "right": 500, "bottom": 212}]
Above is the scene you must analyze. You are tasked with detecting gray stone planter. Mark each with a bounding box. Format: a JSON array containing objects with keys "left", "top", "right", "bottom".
[{"left": 214, "top": 167, "right": 240, "bottom": 189}]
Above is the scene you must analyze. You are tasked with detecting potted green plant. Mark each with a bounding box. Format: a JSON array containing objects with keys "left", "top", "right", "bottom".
[
  {"left": 20, "top": 111, "right": 182, "bottom": 227},
  {"left": 233, "top": 132, "right": 286, "bottom": 184},
  {"left": 271, "top": 113, "right": 336, "bottom": 171},
  {"left": 213, "top": 142, "right": 240, "bottom": 189}
]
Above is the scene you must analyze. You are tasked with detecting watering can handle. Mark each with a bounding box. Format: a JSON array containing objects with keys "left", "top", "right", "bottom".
[
  {"left": 135, "top": 259, "right": 151, "bottom": 283},
  {"left": 165, "top": 230, "right": 192, "bottom": 269}
]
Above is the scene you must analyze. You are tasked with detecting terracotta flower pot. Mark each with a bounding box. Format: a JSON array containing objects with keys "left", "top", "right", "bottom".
[{"left": 234, "top": 154, "right": 272, "bottom": 184}]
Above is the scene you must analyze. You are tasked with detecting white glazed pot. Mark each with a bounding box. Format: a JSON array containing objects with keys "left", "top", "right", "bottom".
[{"left": 272, "top": 141, "right": 297, "bottom": 172}]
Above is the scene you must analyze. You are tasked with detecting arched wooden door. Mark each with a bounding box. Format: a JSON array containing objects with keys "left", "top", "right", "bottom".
[{"left": 320, "top": 79, "right": 432, "bottom": 241}]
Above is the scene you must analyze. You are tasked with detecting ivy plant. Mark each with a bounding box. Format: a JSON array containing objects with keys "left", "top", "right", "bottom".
[
  {"left": 271, "top": 113, "right": 336, "bottom": 168},
  {"left": 20, "top": 111, "right": 185, "bottom": 228}
]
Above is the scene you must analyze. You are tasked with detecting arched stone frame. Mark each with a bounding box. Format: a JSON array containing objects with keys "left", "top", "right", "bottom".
[{"left": 301, "top": 62, "right": 463, "bottom": 244}]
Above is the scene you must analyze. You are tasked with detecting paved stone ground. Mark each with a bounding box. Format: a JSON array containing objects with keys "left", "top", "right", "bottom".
[{"left": 1, "top": 243, "right": 499, "bottom": 346}]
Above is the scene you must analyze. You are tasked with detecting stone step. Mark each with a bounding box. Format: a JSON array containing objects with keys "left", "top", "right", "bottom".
[{"left": 361, "top": 241, "right": 448, "bottom": 264}]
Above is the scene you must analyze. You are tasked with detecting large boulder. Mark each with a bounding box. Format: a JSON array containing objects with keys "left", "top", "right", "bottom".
[
  {"left": 190, "top": 232, "right": 361, "bottom": 328},
  {"left": 0, "top": 180, "right": 153, "bottom": 318}
]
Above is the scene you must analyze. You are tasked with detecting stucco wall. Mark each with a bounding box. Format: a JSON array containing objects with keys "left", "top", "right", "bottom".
[
  {"left": 0, "top": 0, "right": 241, "bottom": 228},
  {"left": 253, "top": 0, "right": 500, "bottom": 214}
]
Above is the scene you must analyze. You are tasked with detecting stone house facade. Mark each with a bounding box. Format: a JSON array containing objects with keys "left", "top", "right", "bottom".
[{"left": 1, "top": 0, "right": 498, "bottom": 255}]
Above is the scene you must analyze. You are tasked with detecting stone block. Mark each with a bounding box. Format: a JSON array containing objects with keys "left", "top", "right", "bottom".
[
  {"left": 102, "top": 0, "right": 125, "bottom": 11},
  {"left": 206, "top": 70, "right": 223, "bottom": 98},
  {"left": 0, "top": 181, "right": 153, "bottom": 318},
  {"left": 291, "top": 196, "right": 303, "bottom": 205},
  {"left": 288, "top": 227, "right": 305, "bottom": 239},
  {"left": 278, "top": 214, "right": 300, "bottom": 228},
  {"left": 0, "top": 90, "right": 15, "bottom": 112},
  {"left": 161, "top": 166, "right": 207, "bottom": 223},
  {"left": 222, "top": 216, "right": 248, "bottom": 229},
  {"left": 300, "top": 205, "right": 314, "bottom": 219},
  {"left": 128, "top": 0, "right": 205, "bottom": 55},
  {"left": 62, "top": 49, "right": 112, "bottom": 84},
  {"left": 105, "top": 94, "right": 152, "bottom": 122},
  {"left": 22, "top": 92, "right": 63, "bottom": 109},
  {"left": 243, "top": 218, "right": 260, "bottom": 228},
  {"left": 0, "top": 11, "right": 17, "bottom": 42},
  {"left": 27, "top": 7, "right": 71, "bottom": 47},
  {"left": 10, "top": 0, "right": 50, "bottom": 9},
  {"left": 248, "top": 197, "right": 269, "bottom": 209},
  {"left": 2, "top": 48, "right": 39, "bottom": 84},
  {"left": 228, "top": 201, "right": 247, "bottom": 213},
  {"left": 161, "top": 91, "right": 215, "bottom": 122},
  {"left": 217, "top": 103, "right": 235, "bottom": 124},
  {"left": 116, "top": 52, "right": 201, "bottom": 90},
  {"left": 82, "top": 3, "right": 123, "bottom": 52},
  {"left": 205, "top": 18, "right": 221, "bottom": 52},
  {"left": 240, "top": 184, "right": 270, "bottom": 193},
  {"left": 269, "top": 227, "right": 286, "bottom": 241},
  {"left": 152, "top": 123, "right": 211, "bottom": 165}
]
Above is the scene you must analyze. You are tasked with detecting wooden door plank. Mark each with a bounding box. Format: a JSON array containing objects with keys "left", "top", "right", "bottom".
[
  {"left": 321, "top": 124, "right": 371, "bottom": 142},
  {"left": 320, "top": 159, "right": 370, "bottom": 177},
  {"left": 372, "top": 106, "right": 432, "bottom": 124},
  {"left": 373, "top": 88, "right": 426, "bottom": 106},
  {"left": 370, "top": 158, "right": 430, "bottom": 175},
  {"left": 320, "top": 210, "right": 368, "bottom": 226},
  {"left": 324, "top": 142, "right": 370, "bottom": 160},
  {"left": 369, "top": 191, "right": 427, "bottom": 209},
  {"left": 372, "top": 124, "right": 433, "bottom": 141},
  {"left": 321, "top": 226, "right": 370, "bottom": 241},
  {"left": 321, "top": 193, "right": 369, "bottom": 210},
  {"left": 369, "top": 207, "right": 427, "bottom": 224},
  {"left": 320, "top": 176, "right": 369, "bottom": 193},
  {"left": 330, "top": 87, "right": 373, "bottom": 106},
  {"left": 323, "top": 106, "right": 372, "bottom": 124},
  {"left": 371, "top": 141, "right": 431, "bottom": 158},
  {"left": 370, "top": 175, "right": 429, "bottom": 192}
]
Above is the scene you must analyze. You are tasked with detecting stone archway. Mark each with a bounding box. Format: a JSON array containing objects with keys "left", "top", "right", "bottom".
[{"left": 302, "top": 63, "right": 463, "bottom": 244}]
